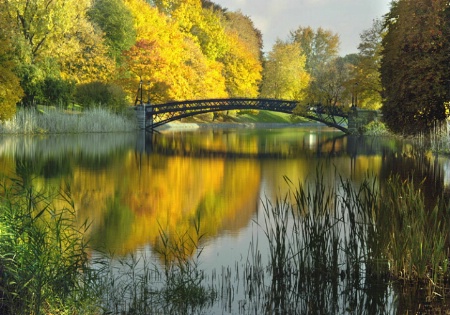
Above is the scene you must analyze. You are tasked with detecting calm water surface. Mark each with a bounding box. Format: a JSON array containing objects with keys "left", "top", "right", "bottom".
[{"left": 1, "top": 126, "right": 449, "bottom": 314}]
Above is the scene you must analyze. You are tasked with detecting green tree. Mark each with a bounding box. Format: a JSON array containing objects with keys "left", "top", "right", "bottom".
[
  {"left": 260, "top": 40, "right": 310, "bottom": 100},
  {"left": 353, "top": 19, "right": 383, "bottom": 110},
  {"left": 290, "top": 26, "right": 343, "bottom": 106},
  {"left": 2, "top": 0, "right": 92, "bottom": 63},
  {"left": 75, "top": 81, "right": 128, "bottom": 111},
  {"left": 290, "top": 26, "right": 340, "bottom": 76},
  {"left": 308, "top": 57, "right": 353, "bottom": 106},
  {"left": 88, "top": 0, "right": 137, "bottom": 61},
  {"left": 2, "top": 0, "right": 115, "bottom": 105},
  {"left": 381, "top": 0, "right": 450, "bottom": 134}
]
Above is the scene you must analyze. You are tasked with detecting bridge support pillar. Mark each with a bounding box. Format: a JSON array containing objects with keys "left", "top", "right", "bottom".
[
  {"left": 134, "top": 105, "right": 154, "bottom": 130},
  {"left": 144, "top": 105, "right": 153, "bottom": 130},
  {"left": 135, "top": 105, "right": 146, "bottom": 129}
]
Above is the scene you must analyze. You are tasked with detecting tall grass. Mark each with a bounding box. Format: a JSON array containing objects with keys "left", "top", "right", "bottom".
[
  {"left": 0, "top": 169, "right": 100, "bottom": 314},
  {"left": 1, "top": 164, "right": 448, "bottom": 314},
  {"left": 96, "top": 214, "right": 216, "bottom": 315},
  {"left": 0, "top": 107, "right": 136, "bottom": 134},
  {"left": 247, "top": 172, "right": 450, "bottom": 314},
  {"left": 96, "top": 169, "right": 447, "bottom": 314}
]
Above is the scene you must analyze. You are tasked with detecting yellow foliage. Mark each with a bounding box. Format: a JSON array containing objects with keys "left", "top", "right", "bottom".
[
  {"left": 221, "top": 32, "right": 262, "bottom": 97},
  {"left": 60, "top": 20, "right": 117, "bottom": 84},
  {"left": 122, "top": 0, "right": 228, "bottom": 102},
  {"left": 0, "top": 32, "right": 23, "bottom": 120}
]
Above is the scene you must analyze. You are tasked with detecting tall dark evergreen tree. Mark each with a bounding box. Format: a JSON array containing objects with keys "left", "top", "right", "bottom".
[{"left": 380, "top": 0, "right": 450, "bottom": 134}]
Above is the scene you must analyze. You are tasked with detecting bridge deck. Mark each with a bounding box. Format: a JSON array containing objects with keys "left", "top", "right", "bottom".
[{"left": 136, "top": 98, "right": 349, "bottom": 133}]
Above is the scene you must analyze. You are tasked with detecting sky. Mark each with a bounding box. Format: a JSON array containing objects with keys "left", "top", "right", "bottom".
[{"left": 213, "top": 0, "right": 392, "bottom": 55}]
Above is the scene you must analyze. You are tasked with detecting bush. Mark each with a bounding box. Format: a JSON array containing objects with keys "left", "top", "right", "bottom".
[
  {"left": 42, "top": 77, "right": 75, "bottom": 108},
  {"left": 362, "top": 120, "right": 390, "bottom": 136},
  {"left": 16, "top": 65, "right": 75, "bottom": 108},
  {"left": 75, "top": 81, "right": 129, "bottom": 112}
]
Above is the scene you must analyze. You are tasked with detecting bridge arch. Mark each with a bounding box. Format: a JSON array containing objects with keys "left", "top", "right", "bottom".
[{"left": 135, "top": 98, "right": 350, "bottom": 133}]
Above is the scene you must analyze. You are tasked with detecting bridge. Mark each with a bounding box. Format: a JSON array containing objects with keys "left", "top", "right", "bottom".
[{"left": 134, "top": 98, "right": 351, "bottom": 133}]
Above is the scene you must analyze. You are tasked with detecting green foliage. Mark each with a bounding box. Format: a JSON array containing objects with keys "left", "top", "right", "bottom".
[
  {"left": 42, "top": 77, "right": 76, "bottom": 107},
  {"left": 308, "top": 56, "right": 353, "bottom": 106},
  {"left": 362, "top": 120, "right": 390, "bottom": 136},
  {"left": 0, "top": 173, "right": 99, "bottom": 314},
  {"left": 75, "top": 81, "right": 129, "bottom": 112},
  {"left": 15, "top": 64, "right": 75, "bottom": 107},
  {"left": 290, "top": 26, "right": 340, "bottom": 76},
  {"left": 88, "top": 0, "right": 137, "bottom": 61},
  {"left": 15, "top": 64, "right": 45, "bottom": 106}
]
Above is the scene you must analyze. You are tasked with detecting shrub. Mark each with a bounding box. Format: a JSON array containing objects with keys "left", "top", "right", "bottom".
[
  {"left": 362, "top": 120, "right": 390, "bottom": 136},
  {"left": 75, "top": 81, "right": 129, "bottom": 112},
  {"left": 42, "top": 76, "right": 75, "bottom": 108}
]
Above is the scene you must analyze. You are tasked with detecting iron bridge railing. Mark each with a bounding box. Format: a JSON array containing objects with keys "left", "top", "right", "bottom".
[{"left": 138, "top": 98, "right": 349, "bottom": 133}]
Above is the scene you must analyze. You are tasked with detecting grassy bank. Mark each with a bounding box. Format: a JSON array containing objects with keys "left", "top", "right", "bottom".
[
  {"left": 181, "top": 110, "right": 308, "bottom": 124},
  {"left": 0, "top": 107, "right": 136, "bottom": 134}
]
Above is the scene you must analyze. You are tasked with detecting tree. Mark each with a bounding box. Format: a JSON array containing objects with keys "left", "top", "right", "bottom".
[
  {"left": 60, "top": 19, "right": 117, "bottom": 84},
  {"left": 88, "top": 0, "right": 137, "bottom": 61},
  {"left": 290, "top": 26, "right": 340, "bottom": 76},
  {"left": 308, "top": 57, "right": 353, "bottom": 106},
  {"left": 1, "top": 0, "right": 116, "bottom": 105},
  {"left": 260, "top": 40, "right": 310, "bottom": 100},
  {"left": 0, "top": 15, "right": 23, "bottom": 120},
  {"left": 353, "top": 19, "right": 384, "bottom": 110},
  {"left": 290, "top": 26, "right": 343, "bottom": 106},
  {"left": 221, "top": 33, "right": 262, "bottom": 97},
  {"left": 221, "top": 10, "right": 263, "bottom": 62},
  {"left": 122, "top": 0, "right": 227, "bottom": 102},
  {"left": 380, "top": 0, "right": 450, "bottom": 134},
  {"left": 2, "top": 0, "right": 92, "bottom": 63}
]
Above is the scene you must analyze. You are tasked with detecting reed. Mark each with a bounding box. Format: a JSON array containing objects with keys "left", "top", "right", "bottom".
[
  {"left": 0, "top": 170, "right": 99, "bottom": 314},
  {"left": 0, "top": 107, "right": 136, "bottom": 134},
  {"left": 1, "top": 163, "right": 448, "bottom": 314},
  {"left": 96, "top": 213, "right": 216, "bottom": 315},
  {"left": 246, "top": 170, "right": 450, "bottom": 314}
]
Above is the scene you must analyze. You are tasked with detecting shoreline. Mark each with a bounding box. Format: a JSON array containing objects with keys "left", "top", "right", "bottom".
[{"left": 156, "top": 121, "right": 326, "bottom": 132}]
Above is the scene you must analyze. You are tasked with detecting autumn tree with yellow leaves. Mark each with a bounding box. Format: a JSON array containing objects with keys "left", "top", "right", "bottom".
[
  {"left": 0, "top": 0, "right": 264, "bottom": 112},
  {"left": 0, "top": 11, "right": 23, "bottom": 120}
]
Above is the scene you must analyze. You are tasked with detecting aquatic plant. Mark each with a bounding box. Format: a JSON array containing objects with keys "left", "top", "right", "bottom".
[
  {"left": 0, "top": 170, "right": 99, "bottom": 314},
  {"left": 97, "top": 213, "right": 216, "bottom": 315},
  {"left": 0, "top": 107, "right": 136, "bottom": 134}
]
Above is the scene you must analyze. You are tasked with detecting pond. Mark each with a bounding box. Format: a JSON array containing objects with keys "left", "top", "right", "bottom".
[{"left": 0, "top": 126, "right": 449, "bottom": 314}]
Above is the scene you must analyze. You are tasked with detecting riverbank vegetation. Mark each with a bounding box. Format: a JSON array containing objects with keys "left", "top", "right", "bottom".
[
  {"left": 2, "top": 0, "right": 450, "bottom": 136},
  {"left": 1, "top": 168, "right": 449, "bottom": 314},
  {"left": 0, "top": 107, "right": 136, "bottom": 134}
]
